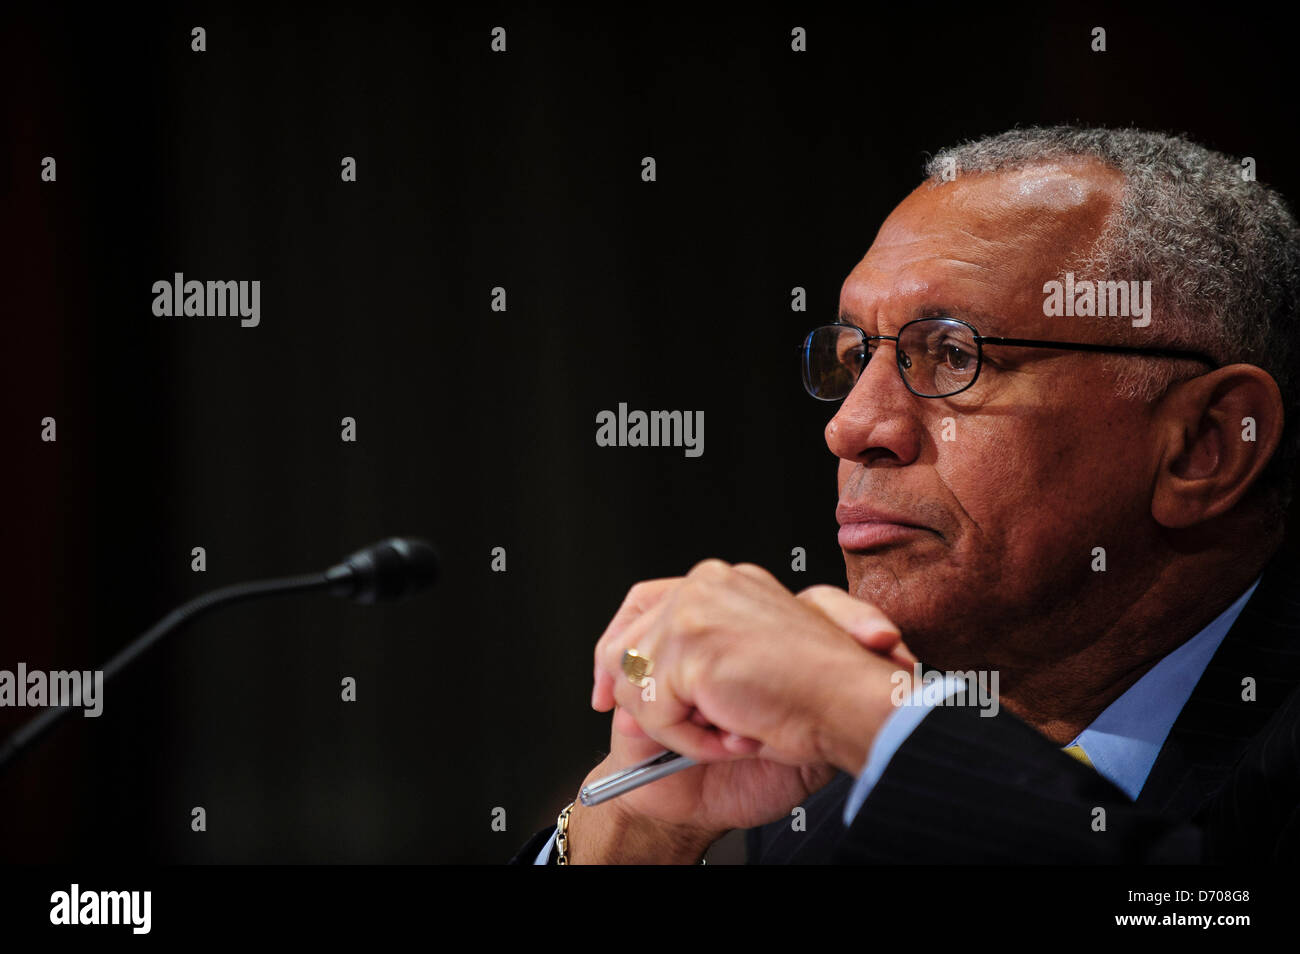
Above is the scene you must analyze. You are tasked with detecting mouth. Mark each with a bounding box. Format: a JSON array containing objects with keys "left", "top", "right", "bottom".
[{"left": 835, "top": 502, "right": 937, "bottom": 552}]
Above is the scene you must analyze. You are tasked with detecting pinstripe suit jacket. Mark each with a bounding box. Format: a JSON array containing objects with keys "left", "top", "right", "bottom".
[
  {"left": 512, "top": 548, "right": 1300, "bottom": 864},
  {"left": 750, "top": 548, "right": 1300, "bottom": 863}
]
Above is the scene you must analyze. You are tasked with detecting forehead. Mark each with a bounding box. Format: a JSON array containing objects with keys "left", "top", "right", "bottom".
[{"left": 840, "top": 160, "right": 1123, "bottom": 337}]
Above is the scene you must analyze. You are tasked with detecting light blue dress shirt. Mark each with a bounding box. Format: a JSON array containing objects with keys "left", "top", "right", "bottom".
[
  {"left": 842, "top": 577, "right": 1261, "bottom": 825},
  {"left": 533, "top": 820, "right": 559, "bottom": 864},
  {"left": 536, "top": 578, "right": 1260, "bottom": 862}
]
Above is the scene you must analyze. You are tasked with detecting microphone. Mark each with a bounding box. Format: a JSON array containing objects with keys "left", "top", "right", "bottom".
[
  {"left": 326, "top": 537, "right": 440, "bottom": 604},
  {"left": 0, "top": 537, "right": 439, "bottom": 773}
]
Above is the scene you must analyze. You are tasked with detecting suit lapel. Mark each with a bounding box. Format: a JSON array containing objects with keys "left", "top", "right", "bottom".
[
  {"left": 1137, "top": 549, "right": 1300, "bottom": 815},
  {"left": 750, "top": 548, "right": 1300, "bottom": 861}
]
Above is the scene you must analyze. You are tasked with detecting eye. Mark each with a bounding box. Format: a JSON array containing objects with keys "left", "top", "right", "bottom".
[
  {"left": 837, "top": 340, "right": 870, "bottom": 369},
  {"left": 942, "top": 342, "right": 974, "bottom": 371},
  {"left": 926, "top": 331, "right": 976, "bottom": 372}
]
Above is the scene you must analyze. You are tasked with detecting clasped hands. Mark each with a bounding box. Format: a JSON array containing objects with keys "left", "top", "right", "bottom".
[{"left": 591, "top": 560, "right": 915, "bottom": 779}]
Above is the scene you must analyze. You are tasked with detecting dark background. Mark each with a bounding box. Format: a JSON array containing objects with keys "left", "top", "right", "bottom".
[{"left": 2, "top": 3, "right": 1297, "bottom": 863}]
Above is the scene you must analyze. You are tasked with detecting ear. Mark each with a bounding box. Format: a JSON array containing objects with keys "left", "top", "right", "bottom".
[{"left": 1151, "top": 364, "right": 1285, "bottom": 528}]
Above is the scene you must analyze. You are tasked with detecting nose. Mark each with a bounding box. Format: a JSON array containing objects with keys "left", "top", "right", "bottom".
[{"left": 824, "top": 342, "right": 924, "bottom": 467}]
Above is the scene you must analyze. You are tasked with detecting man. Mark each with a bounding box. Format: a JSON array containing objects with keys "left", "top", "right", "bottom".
[{"left": 512, "top": 126, "right": 1300, "bottom": 864}]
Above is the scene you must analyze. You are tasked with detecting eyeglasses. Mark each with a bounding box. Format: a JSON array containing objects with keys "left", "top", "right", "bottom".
[{"left": 800, "top": 317, "right": 1220, "bottom": 401}]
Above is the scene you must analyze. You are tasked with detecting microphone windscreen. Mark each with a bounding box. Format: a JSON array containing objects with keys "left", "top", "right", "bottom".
[{"left": 332, "top": 537, "right": 440, "bottom": 603}]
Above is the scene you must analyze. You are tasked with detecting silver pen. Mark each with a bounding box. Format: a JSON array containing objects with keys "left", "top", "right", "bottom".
[{"left": 579, "top": 749, "right": 697, "bottom": 806}]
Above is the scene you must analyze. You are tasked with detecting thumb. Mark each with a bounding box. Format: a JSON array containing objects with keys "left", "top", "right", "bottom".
[{"left": 797, "top": 585, "right": 909, "bottom": 657}]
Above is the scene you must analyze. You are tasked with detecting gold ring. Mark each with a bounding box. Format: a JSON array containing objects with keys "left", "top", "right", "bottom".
[{"left": 621, "top": 649, "right": 654, "bottom": 685}]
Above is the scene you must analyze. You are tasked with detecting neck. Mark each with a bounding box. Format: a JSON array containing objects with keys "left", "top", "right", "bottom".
[{"left": 991, "top": 536, "right": 1276, "bottom": 745}]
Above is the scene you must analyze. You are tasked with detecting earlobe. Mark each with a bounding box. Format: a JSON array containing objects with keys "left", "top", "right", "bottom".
[{"left": 1151, "top": 365, "right": 1285, "bottom": 529}]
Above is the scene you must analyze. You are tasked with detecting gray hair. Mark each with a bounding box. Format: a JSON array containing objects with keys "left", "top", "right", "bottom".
[{"left": 924, "top": 126, "right": 1300, "bottom": 510}]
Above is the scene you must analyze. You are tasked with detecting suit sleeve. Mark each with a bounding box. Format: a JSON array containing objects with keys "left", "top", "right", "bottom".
[
  {"left": 508, "top": 825, "right": 557, "bottom": 865},
  {"left": 833, "top": 702, "right": 1206, "bottom": 863}
]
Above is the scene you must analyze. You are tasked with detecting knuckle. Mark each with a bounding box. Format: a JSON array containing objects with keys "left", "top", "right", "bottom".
[
  {"left": 733, "top": 562, "right": 777, "bottom": 584},
  {"left": 671, "top": 597, "right": 709, "bottom": 634},
  {"left": 622, "top": 580, "right": 650, "bottom": 606},
  {"left": 687, "top": 558, "right": 730, "bottom": 582}
]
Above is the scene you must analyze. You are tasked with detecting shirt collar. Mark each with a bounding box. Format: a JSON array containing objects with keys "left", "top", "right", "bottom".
[{"left": 1067, "top": 577, "right": 1261, "bottom": 799}]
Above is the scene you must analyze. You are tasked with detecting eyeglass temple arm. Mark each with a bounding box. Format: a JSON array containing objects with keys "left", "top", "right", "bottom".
[
  {"left": 798, "top": 331, "right": 1219, "bottom": 369},
  {"left": 793, "top": 333, "right": 899, "bottom": 349},
  {"left": 978, "top": 336, "right": 1219, "bottom": 368}
]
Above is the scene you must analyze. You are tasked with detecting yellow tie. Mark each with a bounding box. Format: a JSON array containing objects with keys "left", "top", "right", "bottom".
[{"left": 1062, "top": 743, "right": 1095, "bottom": 769}]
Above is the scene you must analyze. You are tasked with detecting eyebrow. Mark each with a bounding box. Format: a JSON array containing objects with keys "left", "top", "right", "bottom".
[{"left": 837, "top": 304, "right": 1009, "bottom": 337}]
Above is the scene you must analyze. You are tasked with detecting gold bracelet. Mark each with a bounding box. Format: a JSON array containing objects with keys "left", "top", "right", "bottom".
[
  {"left": 553, "top": 799, "right": 707, "bottom": 865},
  {"left": 554, "top": 801, "right": 574, "bottom": 865}
]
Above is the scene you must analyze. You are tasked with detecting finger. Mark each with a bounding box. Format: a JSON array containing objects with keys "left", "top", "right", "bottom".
[
  {"left": 638, "top": 716, "right": 738, "bottom": 765},
  {"left": 888, "top": 640, "right": 919, "bottom": 667},
  {"left": 721, "top": 732, "right": 762, "bottom": 756},
  {"left": 612, "top": 705, "right": 710, "bottom": 740},
  {"left": 608, "top": 650, "right": 716, "bottom": 763},
  {"left": 595, "top": 599, "right": 666, "bottom": 713},
  {"left": 796, "top": 585, "right": 902, "bottom": 651},
  {"left": 620, "top": 706, "right": 754, "bottom": 764},
  {"left": 592, "top": 578, "right": 680, "bottom": 710},
  {"left": 730, "top": 562, "right": 783, "bottom": 588},
  {"left": 605, "top": 605, "right": 732, "bottom": 763},
  {"left": 612, "top": 705, "right": 650, "bottom": 738}
]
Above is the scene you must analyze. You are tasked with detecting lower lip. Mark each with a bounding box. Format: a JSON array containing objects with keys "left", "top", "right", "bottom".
[{"left": 837, "top": 522, "right": 926, "bottom": 551}]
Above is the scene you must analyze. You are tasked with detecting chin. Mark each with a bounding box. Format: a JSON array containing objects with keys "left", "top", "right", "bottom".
[
  {"left": 845, "top": 548, "right": 940, "bottom": 604},
  {"left": 846, "top": 562, "right": 981, "bottom": 660}
]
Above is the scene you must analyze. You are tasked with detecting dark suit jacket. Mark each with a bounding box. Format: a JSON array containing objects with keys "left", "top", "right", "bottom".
[{"left": 512, "top": 549, "right": 1300, "bottom": 864}]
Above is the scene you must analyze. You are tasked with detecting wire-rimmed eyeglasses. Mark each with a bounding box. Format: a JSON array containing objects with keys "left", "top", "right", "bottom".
[{"left": 799, "top": 316, "right": 1219, "bottom": 400}]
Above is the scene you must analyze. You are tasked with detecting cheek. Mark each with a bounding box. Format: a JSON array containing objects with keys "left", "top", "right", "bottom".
[
  {"left": 935, "top": 419, "right": 1040, "bottom": 523},
  {"left": 937, "top": 407, "right": 1151, "bottom": 553}
]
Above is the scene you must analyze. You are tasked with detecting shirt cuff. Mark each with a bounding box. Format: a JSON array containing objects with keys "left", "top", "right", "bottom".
[
  {"left": 842, "top": 672, "right": 965, "bottom": 826},
  {"left": 533, "top": 829, "right": 558, "bottom": 864}
]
